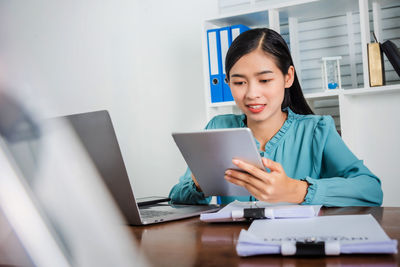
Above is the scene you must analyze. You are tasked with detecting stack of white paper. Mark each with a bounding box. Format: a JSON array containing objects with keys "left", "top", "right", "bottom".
[
  {"left": 200, "top": 200, "right": 322, "bottom": 222},
  {"left": 236, "top": 214, "right": 398, "bottom": 256}
]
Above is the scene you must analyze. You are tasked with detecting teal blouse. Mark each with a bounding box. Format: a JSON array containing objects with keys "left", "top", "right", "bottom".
[{"left": 169, "top": 108, "right": 383, "bottom": 207}]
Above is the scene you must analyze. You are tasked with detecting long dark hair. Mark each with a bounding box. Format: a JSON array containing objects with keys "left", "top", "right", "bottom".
[{"left": 225, "top": 28, "right": 313, "bottom": 115}]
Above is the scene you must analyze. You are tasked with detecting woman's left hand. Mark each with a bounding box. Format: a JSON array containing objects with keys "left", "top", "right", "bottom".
[{"left": 224, "top": 158, "right": 308, "bottom": 203}]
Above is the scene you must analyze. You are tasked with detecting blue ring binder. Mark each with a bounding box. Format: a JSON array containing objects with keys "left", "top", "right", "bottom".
[
  {"left": 206, "top": 25, "right": 250, "bottom": 103},
  {"left": 207, "top": 29, "right": 223, "bottom": 103}
]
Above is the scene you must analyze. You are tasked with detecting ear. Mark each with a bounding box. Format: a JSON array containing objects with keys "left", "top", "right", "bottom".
[{"left": 284, "top": 66, "right": 295, "bottom": 88}]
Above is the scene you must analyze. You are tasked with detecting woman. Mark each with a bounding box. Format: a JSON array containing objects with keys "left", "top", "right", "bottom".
[{"left": 169, "top": 28, "right": 383, "bottom": 207}]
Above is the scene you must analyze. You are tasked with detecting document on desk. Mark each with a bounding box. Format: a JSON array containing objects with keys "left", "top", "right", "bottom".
[
  {"left": 200, "top": 200, "right": 321, "bottom": 222},
  {"left": 236, "top": 214, "right": 398, "bottom": 256}
]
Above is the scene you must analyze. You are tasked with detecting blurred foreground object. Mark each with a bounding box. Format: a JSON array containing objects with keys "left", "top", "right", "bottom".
[{"left": 0, "top": 89, "right": 148, "bottom": 267}]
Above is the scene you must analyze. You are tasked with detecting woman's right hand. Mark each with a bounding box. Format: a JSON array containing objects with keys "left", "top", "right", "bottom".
[{"left": 191, "top": 174, "right": 202, "bottom": 192}]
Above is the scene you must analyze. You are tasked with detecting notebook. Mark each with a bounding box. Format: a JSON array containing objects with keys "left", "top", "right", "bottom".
[{"left": 63, "top": 110, "right": 219, "bottom": 225}]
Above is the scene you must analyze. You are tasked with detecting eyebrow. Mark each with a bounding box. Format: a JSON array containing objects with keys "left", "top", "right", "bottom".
[
  {"left": 230, "top": 70, "right": 273, "bottom": 78},
  {"left": 256, "top": 70, "right": 273, "bottom": 75}
]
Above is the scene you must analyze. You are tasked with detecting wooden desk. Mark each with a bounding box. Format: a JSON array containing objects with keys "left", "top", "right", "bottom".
[{"left": 130, "top": 207, "right": 400, "bottom": 267}]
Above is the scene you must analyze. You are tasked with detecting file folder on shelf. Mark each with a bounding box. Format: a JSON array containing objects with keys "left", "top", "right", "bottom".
[
  {"left": 230, "top": 24, "right": 250, "bottom": 43},
  {"left": 207, "top": 28, "right": 223, "bottom": 103},
  {"left": 367, "top": 42, "right": 385, "bottom": 87},
  {"left": 219, "top": 26, "right": 233, "bottom": 102},
  {"left": 206, "top": 25, "right": 250, "bottom": 104},
  {"left": 223, "top": 24, "right": 250, "bottom": 101}
]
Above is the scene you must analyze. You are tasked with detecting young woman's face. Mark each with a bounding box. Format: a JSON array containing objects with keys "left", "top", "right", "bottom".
[{"left": 228, "top": 48, "right": 294, "bottom": 124}]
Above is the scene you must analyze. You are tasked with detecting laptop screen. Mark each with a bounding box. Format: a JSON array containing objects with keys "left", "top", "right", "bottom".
[{"left": 64, "top": 110, "right": 141, "bottom": 225}]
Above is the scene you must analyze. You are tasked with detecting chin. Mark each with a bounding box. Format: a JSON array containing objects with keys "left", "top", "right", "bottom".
[{"left": 246, "top": 112, "right": 270, "bottom": 123}]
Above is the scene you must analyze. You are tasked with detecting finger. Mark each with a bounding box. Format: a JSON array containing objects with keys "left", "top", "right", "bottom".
[
  {"left": 232, "top": 159, "right": 267, "bottom": 180},
  {"left": 191, "top": 174, "right": 202, "bottom": 192},
  {"left": 225, "top": 169, "right": 269, "bottom": 189},
  {"left": 262, "top": 157, "right": 269, "bottom": 167},
  {"left": 224, "top": 174, "right": 270, "bottom": 201},
  {"left": 262, "top": 158, "right": 283, "bottom": 173}
]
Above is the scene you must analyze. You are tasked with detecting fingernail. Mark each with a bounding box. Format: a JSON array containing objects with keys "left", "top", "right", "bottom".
[
  {"left": 232, "top": 159, "right": 240, "bottom": 165},
  {"left": 225, "top": 170, "right": 231, "bottom": 175}
]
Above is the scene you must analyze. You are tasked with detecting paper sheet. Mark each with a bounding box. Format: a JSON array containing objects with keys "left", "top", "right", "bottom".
[
  {"left": 236, "top": 214, "right": 398, "bottom": 256},
  {"left": 200, "top": 200, "right": 321, "bottom": 222}
]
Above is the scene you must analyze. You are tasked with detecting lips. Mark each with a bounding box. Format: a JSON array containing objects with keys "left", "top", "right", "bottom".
[{"left": 247, "top": 104, "right": 266, "bottom": 113}]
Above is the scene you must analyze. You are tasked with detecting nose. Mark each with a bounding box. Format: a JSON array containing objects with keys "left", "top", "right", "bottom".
[{"left": 245, "top": 80, "right": 262, "bottom": 100}]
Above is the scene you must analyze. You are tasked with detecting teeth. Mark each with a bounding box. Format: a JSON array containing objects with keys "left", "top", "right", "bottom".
[{"left": 249, "top": 105, "right": 264, "bottom": 109}]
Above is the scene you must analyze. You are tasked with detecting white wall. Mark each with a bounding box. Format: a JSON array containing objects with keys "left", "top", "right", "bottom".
[{"left": 0, "top": 0, "right": 218, "bottom": 198}]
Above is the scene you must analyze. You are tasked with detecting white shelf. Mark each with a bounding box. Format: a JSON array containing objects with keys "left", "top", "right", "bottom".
[
  {"left": 304, "top": 90, "right": 341, "bottom": 100},
  {"left": 208, "top": 101, "right": 236, "bottom": 108},
  {"left": 279, "top": 0, "right": 359, "bottom": 19},
  {"left": 342, "top": 84, "right": 400, "bottom": 96},
  {"left": 304, "top": 84, "right": 400, "bottom": 100},
  {"left": 209, "top": 0, "right": 319, "bottom": 24},
  {"left": 210, "top": 0, "right": 359, "bottom": 27}
]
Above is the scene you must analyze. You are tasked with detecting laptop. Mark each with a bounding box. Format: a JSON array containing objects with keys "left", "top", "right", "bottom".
[{"left": 63, "top": 110, "right": 219, "bottom": 225}]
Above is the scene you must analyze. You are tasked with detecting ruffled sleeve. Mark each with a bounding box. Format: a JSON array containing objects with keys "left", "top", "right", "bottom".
[
  {"left": 169, "top": 167, "right": 211, "bottom": 204},
  {"left": 301, "top": 116, "right": 383, "bottom": 206}
]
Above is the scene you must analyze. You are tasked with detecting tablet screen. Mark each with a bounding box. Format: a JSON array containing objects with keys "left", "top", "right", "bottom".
[{"left": 172, "top": 128, "right": 263, "bottom": 196}]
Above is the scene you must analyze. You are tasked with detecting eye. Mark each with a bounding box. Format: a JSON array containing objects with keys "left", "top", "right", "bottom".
[
  {"left": 260, "top": 79, "right": 271, "bottom": 84},
  {"left": 233, "top": 81, "right": 245, "bottom": 85}
]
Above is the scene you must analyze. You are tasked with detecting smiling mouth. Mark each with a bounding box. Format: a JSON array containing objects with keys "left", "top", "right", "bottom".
[{"left": 247, "top": 104, "right": 266, "bottom": 113}]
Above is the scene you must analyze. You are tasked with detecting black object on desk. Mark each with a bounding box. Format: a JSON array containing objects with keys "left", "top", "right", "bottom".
[{"left": 137, "top": 196, "right": 171, "bottom": 207}]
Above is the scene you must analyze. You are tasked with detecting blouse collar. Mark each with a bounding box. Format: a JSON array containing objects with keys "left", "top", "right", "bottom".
[{"left": 239, "top": 107, "right": 296, "bottom": 152}]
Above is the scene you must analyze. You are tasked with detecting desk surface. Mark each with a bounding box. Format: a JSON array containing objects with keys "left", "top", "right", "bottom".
[{"left": 130, "top": 207, "right": 400, "bottom": 267}]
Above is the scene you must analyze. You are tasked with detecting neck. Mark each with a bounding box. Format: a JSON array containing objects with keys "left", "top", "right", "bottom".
[{"left": 247, "top": 109, "right": 288, "bottom": 152}]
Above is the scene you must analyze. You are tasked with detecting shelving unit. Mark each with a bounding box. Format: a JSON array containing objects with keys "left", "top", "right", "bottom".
[
  {"left": 201, "top": 0, "right": 400, "bottom": 205},
  {"left": 202, "top": 0, "right": 400, "bottom": 118}
]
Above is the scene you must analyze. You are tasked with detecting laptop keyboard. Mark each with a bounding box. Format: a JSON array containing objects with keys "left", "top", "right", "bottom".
[{"left": 139, "top": 209, "right": 176, "bottom": 219}]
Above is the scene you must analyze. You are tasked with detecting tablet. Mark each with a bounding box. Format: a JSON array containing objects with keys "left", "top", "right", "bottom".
[{"left": 172, "top": 128, "right": 264, "bottom": 196}]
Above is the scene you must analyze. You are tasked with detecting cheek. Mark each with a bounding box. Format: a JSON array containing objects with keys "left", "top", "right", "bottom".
[
  {"left": 267, "top": 81, "right": 286, "bottom": 99},
  {"left": 268, "top": 88, "right": 285, "bottom": 99},
  {"left": 230, "top": 88, "right": 244, "bottom": 100},
  {"left": 230, "top": 89, "right": 247, "bottom": 108}
]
